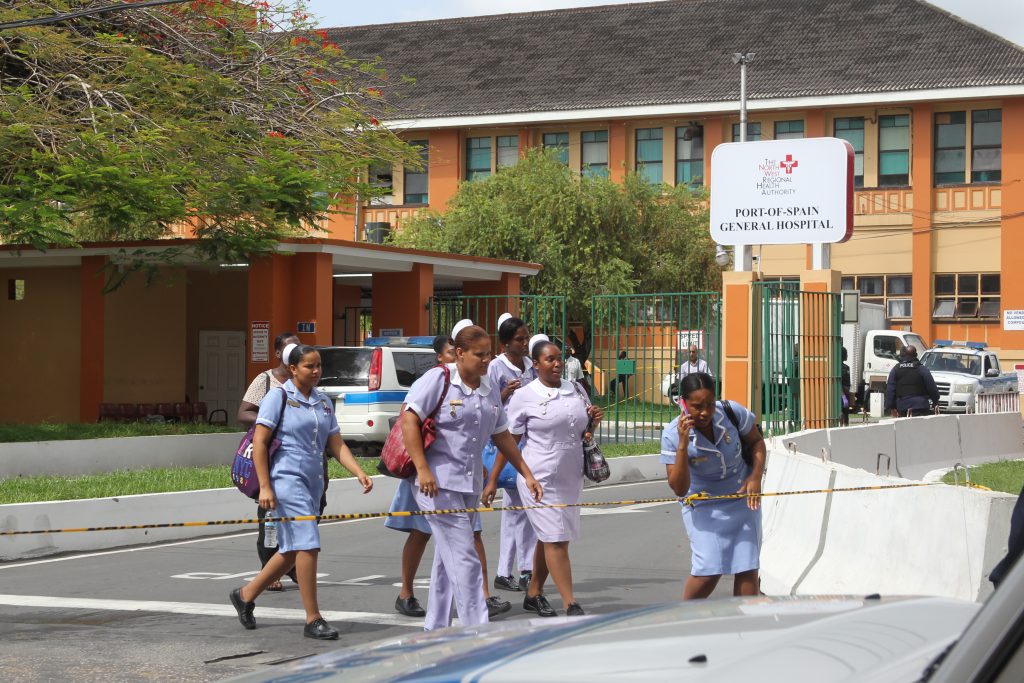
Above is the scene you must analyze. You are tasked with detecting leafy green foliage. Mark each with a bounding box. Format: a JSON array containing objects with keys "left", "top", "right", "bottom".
[{"left": 390, "top": 150, "right": 719, "bottom": 320}]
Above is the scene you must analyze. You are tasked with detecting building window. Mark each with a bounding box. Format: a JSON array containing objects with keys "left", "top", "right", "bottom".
[
  {"left": 496, "top": 135, "right": 519, "bottom": 169},
  {"left": 972, "top": 109, "right": 1001, "bottom": 183},
  {"left": 731, "top": 122, "right": 761, "bottom": 141},
  {"left": 840, "top": 274, "right": 912, "bottom": 320},
  {"left": 542, "top": 132, "right": 569, "bottom": 165},
  {"left": 403, "top": 140, "right": 428, "bottom": 205},
  {"left": 878, "top": 114, "right": 910, "bottom": 187},
  {"left": 934, "top": 111, "right": 966, "bottom": 185},
  {"left": 933, "top": 273, "right": 999, "bottom": 320},
  {"left": 581, "top": 130, "right": 608, "bottom": 178},
  {"left": 367, "top": 162, "right": 393, "bottom": 206},
  {"left": 7, "top": 279, "right": 25, "bottom": 301},
  {"left": 675, "top": 125, "right": 703, "bottom": 187},
  {"left": 635, "top": 128, "right": 663, "bottom": 184},
  {"left": 774, "top": 120, "right": 804, "bottom": 140},
  {"left": 834, "top": 117, "right": 864, "bottom": 188},
  {"left": 466, "top": 137, "right": 491, "bottom": 181}
]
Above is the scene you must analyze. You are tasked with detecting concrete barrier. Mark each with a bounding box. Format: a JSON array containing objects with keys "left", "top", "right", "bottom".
[
  {"left": 825, "top": 422, "right": 897, "bottom": 475},
  {"left": 957, "top": 412, "right": 1023, "bottom": 462},
  {"left": 0, "top": 432, "right": 245, "bottom": 478}
]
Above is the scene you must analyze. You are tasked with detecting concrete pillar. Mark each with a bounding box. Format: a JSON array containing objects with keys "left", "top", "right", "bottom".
[
  {"left": 805, "top": 110, "right": 827, "bottom": 268},
  {"left": 246, "top": 254, "right": 294, "bottom": 382},
  {"left": 372, "top": 263, "right": 434, "bottom": 337},
  {"left": 429, "top": 129, "right": 462, "bottom": 212},
  {"left": 290, "top": 252, "right": 333, "bottom": 347},
  {"left": 800, "top": 270, "right": 843, "bottom": 429},
  {"left": 79, "top": 255, "right": 106, "bottom": 422},
  {"left": 911, "top": 103, "right": 934, "bottom": 340},
  {"left": 721, "top": 270, "right": 759, "bottom": 410},
  {"left": 609, "top": 121, "right": 628, "bottom": 183},
  {"left": 702, "top": 117, "right": 724, "bottom": 190},
  {"left": 1000, "top": 98, "right": 1024, "bottom": 353}
]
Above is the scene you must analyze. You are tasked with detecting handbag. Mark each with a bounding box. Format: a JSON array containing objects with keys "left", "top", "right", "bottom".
[
  {"left": 482, "top": 440, "right": 518, "bottom": 489},
  {"left": 231, "top": 387, "right": 288, "bottom": 500},
  {"left": 719, "top": 400, "right": 763, "bottom": 467},
  {"left": 378, "top": 365, "right": 451, "bottom": 478},
  {"left": 573, "top": 382, "right": 610, "bottom": 483}
]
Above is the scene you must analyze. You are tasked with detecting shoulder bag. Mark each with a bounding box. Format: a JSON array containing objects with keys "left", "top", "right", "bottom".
[
  {"left": 719, "top": 400, "right": 763, "bottom": 467},
  {"left": 378, "top": 365, "right": 452, "bottom": 479},
  {"left": 573, "top": 382, "right": 610, "bottom": 483},
  {"left": 231, "top": 387, "right": 287, "bottom": 500}
]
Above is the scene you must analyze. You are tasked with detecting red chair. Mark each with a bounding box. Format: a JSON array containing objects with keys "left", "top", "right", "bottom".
[
  {"left": 192, "top": 402, "right": 208, "bottom": 423},
  {"left": 156, "top": 403, "right": 175, "bottom": 422},
  {"left": 98, "top": 403, "right": 118, "bottom": 422},
  {"left": 174, "top": 402, "right": 192, "bottom": 423},
  {"left": 137, "top": 403, "right": 157, "bottom": 420},
  {"left": 117, "top": 403, "right": 139, "bottom": 422}
]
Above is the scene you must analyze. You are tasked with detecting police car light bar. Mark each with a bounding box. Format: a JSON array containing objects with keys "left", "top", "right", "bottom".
[
  {"left": 933, "top": 339, "right": 987, "bottom": 349},
  {"left": 364, "top": 335, "right": 436, "bottom": 348}
]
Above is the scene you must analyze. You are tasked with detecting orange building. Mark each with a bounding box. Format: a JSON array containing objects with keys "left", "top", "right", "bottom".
[{"left": 327, "top": 0, "right": 1024, "bottom": 364}]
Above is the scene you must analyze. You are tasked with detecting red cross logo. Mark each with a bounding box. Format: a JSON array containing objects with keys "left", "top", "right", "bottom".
[{"left": 780, "top": 154, "right": 799, "bottom": 174}]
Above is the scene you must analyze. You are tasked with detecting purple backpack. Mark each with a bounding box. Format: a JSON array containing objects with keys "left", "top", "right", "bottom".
[{"left": 231, "top": 387, "right": 287, "bottom": 500}]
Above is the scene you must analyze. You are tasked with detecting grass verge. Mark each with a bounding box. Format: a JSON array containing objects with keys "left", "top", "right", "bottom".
[
  {"left": 0, "top": 422, "right": 239, "bottom": 443},
  {"left": 941, "top": 460, "right": 1024, "bottom": 495}
]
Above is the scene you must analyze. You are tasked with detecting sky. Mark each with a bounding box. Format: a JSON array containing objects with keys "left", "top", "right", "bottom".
[{"left": 303, "top": 0, "right": 1024, "bottom": 46}]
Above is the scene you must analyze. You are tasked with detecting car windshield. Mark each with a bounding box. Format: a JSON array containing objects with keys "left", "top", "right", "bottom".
[
  {"left": 922, "top": 352, "right": 981, "bottom": 376},
  {"left": 318, "top": 348, "right": 372, "bottom": 386}
]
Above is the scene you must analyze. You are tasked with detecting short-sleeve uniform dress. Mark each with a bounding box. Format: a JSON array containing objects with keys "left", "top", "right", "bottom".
[
  {"left": 255, "top": 380, "right": 338, "bottom": 553},
  {"left": 507, "top": 379, "right": 590, "bottom": 543},
  {"left": 659, "top": 400, "right": 761, "bottom": 576}
]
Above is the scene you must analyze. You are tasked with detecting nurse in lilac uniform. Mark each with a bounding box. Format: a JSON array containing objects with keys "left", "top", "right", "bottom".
[
  {"left": 661, "top": 371, "right": 766, "bottom": 600},
  {"left": 401, "top": 324, "right": 542, "bottom": 631},
  {"left": 486, "top": 314, "right": 539, "bottom": 593},
  {"left": 487, "top": 337, "right": 603, "bottom": 618}
]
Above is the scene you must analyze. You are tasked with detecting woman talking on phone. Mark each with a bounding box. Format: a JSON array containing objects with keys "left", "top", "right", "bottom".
[{"left": 660, "top": 372, "right": 766, "bottom": 600}]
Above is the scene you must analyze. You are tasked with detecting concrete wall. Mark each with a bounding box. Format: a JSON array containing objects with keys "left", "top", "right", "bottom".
[{"left": 760, "top": 448, "right": 1016, "bottom": 601}]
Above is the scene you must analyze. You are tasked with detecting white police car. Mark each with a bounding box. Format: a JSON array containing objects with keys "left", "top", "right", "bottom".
[{"left": 317, "top": 337, "right": 438, "bottom": 455}]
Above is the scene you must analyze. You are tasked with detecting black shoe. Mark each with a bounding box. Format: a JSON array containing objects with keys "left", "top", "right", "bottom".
[
  {"left": 518, "top": 571, "right": 533, "bottom": 592},
  {"left": 229, "top": 588, "right": 256, "bottom": 630},
  {"left": 304, "top": 618, "right": 339, "bottom": 640},
  {"left": 395, "top": 595, "right": 426, "bottom": 617},
  {"left": 486, "top": 596, "right": 512, "bottom": 618},
  {"left": 566, "top": 602, "right": 585, "bottom": 616},
  {"left": 494, "top": 574, "right": 522, "bottom": 592},
  {"left": 523, "top": 593, "right": 556, "bottom": 617}
]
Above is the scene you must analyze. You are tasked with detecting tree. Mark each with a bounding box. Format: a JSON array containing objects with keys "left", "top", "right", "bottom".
[
  {"left": 0, "top": 0, "right": 413, "bottom": 264},
  {"left": 390, "top": 150, "right": 720, "bottom": 324}
]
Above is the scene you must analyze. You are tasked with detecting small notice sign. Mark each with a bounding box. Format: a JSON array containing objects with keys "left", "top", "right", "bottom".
[
  {"left": 251, "top": 321, "right": 270, "bottom": 363},
  {"left": 297, "top": 321, "right": 316, "bottom": 334},
  {"left": 676, "top": 330, "right": 704, "bottom": 350},
  {"left": 379, "top": 327, "right": 403, "bottom": 337},
  {"left": 1004, "top": 310, "right": 1024, "bottom": 331}
]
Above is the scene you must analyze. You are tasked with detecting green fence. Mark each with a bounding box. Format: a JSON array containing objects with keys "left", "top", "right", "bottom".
[
  {"left": 590, "top": 293, "right": 721, "bottom": 444},
  {"left": 427, "top": 295, "right": 567, "bottom": 350},
  {"left": 752, "top": 282, "right": 842, "bottom": 436}
]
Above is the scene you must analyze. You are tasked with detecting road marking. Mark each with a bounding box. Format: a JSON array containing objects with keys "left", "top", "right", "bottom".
[
  {"left": 580, "top": 501, "right": 675, "bottom": 515},
  {"left": 0, "top": 593, "right": 422, "bottom": 628},
  {"left": 319, "top": 574, "right": 387, "bottom": 586}
]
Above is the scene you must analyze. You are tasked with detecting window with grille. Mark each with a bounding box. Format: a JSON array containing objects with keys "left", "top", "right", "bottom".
[{"left": 932, "top": 273, "right": 999, "bottom": 320}]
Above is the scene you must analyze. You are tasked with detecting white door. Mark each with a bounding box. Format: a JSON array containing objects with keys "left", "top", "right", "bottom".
[{"left": 198, "top": 331, "right": 246, "bottom": 426}]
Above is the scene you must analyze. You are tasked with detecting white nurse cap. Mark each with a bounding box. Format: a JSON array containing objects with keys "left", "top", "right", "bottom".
[
  {"left": 528, "top": 334, "right": 550, "bottom": 356},
  {"left": 451, "top": 318, "right": 474, "bottom": 339},
  {"left": 496, "top": 312, "right": 513, "bottom": 329}
]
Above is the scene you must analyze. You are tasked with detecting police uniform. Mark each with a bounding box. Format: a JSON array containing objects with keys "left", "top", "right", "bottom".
[
  {"left": 405, "top": 363, "right": 507, "bottom": 631},
  {"left": 659, "top": 401, "right": 761, "bottom": 576},
  {"left": 255, "top": 380, "right": 337, "bottom": 553},
  {"left": 486, "top": 354, "right": 538, "bottom": 579},
  {"left": 885, "top": 359, "right": 940, "bottom": 416}
]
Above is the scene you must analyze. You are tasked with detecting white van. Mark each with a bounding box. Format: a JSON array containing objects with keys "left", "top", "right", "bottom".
[{"left": 316, "top": 337, "right": 438, "bottom": 455}]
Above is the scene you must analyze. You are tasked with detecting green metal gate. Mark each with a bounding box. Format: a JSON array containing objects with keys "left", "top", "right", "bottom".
[
  {"left": 590, "top": 293, "right": 721, "bottom": 444},
  {"left": 752, "top": 282, "right": 842, "bottom": 436},
  {"left": 427, "top": 294, "right": 567, "bottom": 350}
]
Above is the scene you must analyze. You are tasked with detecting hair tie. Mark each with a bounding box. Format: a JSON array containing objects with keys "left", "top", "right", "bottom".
[
  {"left": 281, "top": 343, "right": 298, "bottom": 365},
  {"left": 496, "top": 312, "right": 513, "bottom": 329},
  {"left": 451, "top": 318, "right": 474, "bottom": 339},
  {"left": 528, "top": 334, "right": 550, "bottom": 356}
]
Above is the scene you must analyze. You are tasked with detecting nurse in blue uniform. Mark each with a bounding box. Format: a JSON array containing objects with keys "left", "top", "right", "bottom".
[
  {"left": 401, "top": 324, "right": 542, "bottom": 631},
  {"left": 660, "top": 372, "right": 766, "bottom": 600},
  {"left": 229, "top": 344, "right": 373, "bottom": 640}
]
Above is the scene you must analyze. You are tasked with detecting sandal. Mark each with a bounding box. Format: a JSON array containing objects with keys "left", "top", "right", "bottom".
[{"left": 267, "top": 580, "right": 284, "bottom": 592}]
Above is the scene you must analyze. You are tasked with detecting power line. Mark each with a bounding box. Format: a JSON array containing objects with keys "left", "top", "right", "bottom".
[{"left": 0, "top": 0, "right": 195, "bottom": 32}]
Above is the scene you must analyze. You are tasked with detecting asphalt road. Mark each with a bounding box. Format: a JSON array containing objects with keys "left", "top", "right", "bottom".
[{"left": 0, "top": 480, "right": 733, "bottom": 682}]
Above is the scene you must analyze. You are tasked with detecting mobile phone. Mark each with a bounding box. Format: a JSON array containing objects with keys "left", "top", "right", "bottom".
[{"left": 679, "top": 397, "right": 689, "bottom": 415}]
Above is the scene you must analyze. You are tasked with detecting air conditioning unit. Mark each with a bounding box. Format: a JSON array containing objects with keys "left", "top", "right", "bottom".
[{"left": 364, "top": 222, "right": 391, "bottom": 244}]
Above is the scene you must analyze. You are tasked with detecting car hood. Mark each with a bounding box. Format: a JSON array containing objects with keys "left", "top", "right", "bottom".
[
  {"left": 223, "top": 596, "right": 979, "bottom": 683},
  {"left": 929, "top": 371, "right": 975, "bottom": 383}
]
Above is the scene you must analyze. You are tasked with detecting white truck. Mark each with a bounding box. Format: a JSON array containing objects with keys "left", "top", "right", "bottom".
[
  {"left": 919, "top": 341, "right": 1018, "bottom": 413},
  {"left": 841, "top": 301, "right": 927, "bottom": 408}
]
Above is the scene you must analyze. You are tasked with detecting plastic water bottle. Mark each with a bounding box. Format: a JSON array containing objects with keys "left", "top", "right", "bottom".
[{"left": 264, "top": 519, "right": 278, "bottom": 548}]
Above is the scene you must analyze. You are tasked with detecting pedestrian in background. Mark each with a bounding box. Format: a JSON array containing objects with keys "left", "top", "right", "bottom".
[
  {"left": 661, "top": 372, "right": 766, "bottom": 600},
  {"left": 885, "top": 345, "right": 939, "bottom": 417},
  {"left": 677, "top": 344, "right": 711, "bottom": 380},
  {"left": 230, "top": 344, "right": 373, "bottom": 640},
  {"left": 238, "top": 330, "right": 300, "bottom": 592}
]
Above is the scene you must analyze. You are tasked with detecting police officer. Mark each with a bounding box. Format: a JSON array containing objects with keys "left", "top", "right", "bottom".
[{"left": 884, "top": 345, "right": 940, "bottom": 417}]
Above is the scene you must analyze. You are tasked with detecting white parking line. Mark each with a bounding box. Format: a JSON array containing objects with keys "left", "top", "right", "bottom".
[{"left": 0, "top": 593, "right": 422, "bottom": 628}]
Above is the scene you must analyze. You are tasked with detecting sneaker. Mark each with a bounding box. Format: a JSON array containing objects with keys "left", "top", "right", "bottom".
[
  {"left": 523, "top": 593, "right": 556, "bottom": 617},
  {"left": 486, "top": 595, "right": 512, "bottom": 618},
  {"left": 303, "top": 617, "right": 339, "bottom": 640},
  {"left": 518, "top": 571, "right": 533, "bottom": 592},
  {"left": 395, "top": 595, "right": 426, "bottom": 618},
  {"left": 566, "top": 602, "right": 585, "bottom": 616},
  {"left": 229, "top": 587, "right": 256, "bottom": 630},
  {"left": 494, "top": 574, "right": 522, "bottom": 592}
]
